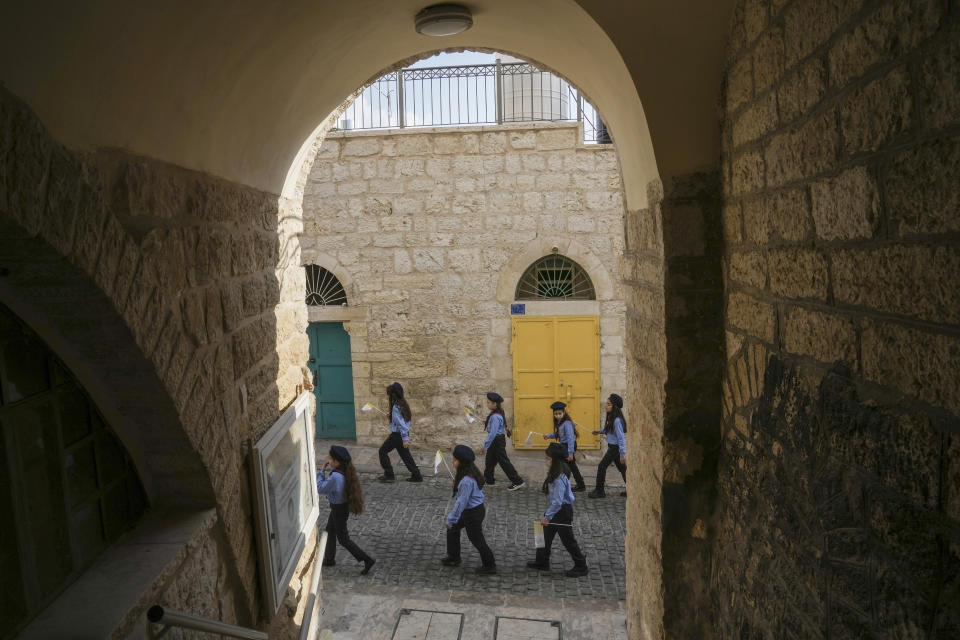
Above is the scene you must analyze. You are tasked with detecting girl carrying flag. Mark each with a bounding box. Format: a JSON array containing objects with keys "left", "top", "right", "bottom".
[
  {"left": 442, "top": 445, "right": 497, "bottom": 574},
  {"left": 527, "top": 442, "right": 588, "bottom": 577},
  {"left": 316, "top": 445, "right": 375, "bottom": 574},
  {"left": 377, "top": 382, "right": 423, "bottom": 483},
  {"left": 589, "top": 393, "right": 627, "bottom": 498},
  {"left": 541, "top": 401, "right": 586, "bottom": 491},
  {"left": 481, "top": 392, "right": 524, "bottom": 490}
]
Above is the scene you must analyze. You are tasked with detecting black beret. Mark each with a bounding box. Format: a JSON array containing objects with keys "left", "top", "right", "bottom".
[
  {"left": 550, "top": 401, "right": 567, "bottom": 411},
  {"left": 386, "top": 382, "right": 404, "bottom": 399},
  {"left": 546, "top": 442, "right": 567, "bottom": 458},
  {"left": 329, "top": 445, "right": 351, "bottom": 463},
  {"left": 609, "top": 393, "right": 623, "bottom": 408},
  {"left": 486, "top": 392, "right": 503, "bottom": 403},
  {"left": 453, "top": 444, "right": 475, "bottom": 463}
]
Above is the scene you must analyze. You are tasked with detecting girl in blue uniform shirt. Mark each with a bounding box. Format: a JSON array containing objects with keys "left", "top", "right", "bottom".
[
  {"left": 441, "top": 445, "right": 497, "bottom": 574},
  {"left": 589, "top": 393, "right": 627, "bottom": 498},
  {"left": 377, "top": 382, "right": 423, "bottom": 483},
  {"left": 541, "top": 401, "right": 586, "bottom": 491},
  {"left": 527, "top": 442, "right": 589, "bottom": 577},
  {"left": 316, "top": 445, "right": 376, "bottom": 574},
  {"left": 481, "top": 392, "right": 525, "bottom": 490}
]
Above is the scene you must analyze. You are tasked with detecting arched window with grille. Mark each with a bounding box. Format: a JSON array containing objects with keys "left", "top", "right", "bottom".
[
  {"left": 514, "top": 254, "right": 596, "bottom": 300},
  {"left": 305, "top": 266, "right": 347, "bottom": 306}
]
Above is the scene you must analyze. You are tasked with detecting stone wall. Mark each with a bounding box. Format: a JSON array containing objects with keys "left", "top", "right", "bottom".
[
  {"left": 301, "top": 122, "right": 627, "bottom": 449},
  {"left": 0, "top": 86, "right": 312, "bottom": 634},
  {"left": 715, "top": 0, "right": 960, "bottom": 636}
]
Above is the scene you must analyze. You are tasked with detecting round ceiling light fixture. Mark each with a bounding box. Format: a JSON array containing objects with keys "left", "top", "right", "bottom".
[{"left": 415, "top": 4, "right": 473, "bottom": 37}]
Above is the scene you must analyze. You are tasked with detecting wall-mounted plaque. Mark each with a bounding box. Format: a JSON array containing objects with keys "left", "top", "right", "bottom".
[{"left": 250, "top": 392, "right": 319, "bottom": 615}]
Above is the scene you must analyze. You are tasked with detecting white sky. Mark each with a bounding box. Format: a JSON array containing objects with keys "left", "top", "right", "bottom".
[{"left": 408, "top": 51, "right": 500, "bottom": 68}]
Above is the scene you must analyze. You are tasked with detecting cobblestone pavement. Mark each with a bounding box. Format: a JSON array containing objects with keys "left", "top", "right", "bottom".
[{"left": 318, "top": 472, "right": 627, "bottom": 601}]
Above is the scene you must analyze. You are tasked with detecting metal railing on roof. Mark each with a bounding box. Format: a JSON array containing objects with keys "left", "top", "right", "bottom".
[{"left": 335, "top": 61, "right": 611, "bottom": 144}]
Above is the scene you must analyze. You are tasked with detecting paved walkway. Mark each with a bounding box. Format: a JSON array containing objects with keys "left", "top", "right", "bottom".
[{"left": 314, "top": 440, "right": 627, "bottom": 639}]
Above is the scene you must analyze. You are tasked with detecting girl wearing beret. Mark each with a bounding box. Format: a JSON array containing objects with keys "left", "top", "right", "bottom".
[
  {"left": 481, "top": 392, "right": 525, "bottom": 491},
  {"left": 589, "top": 394, "right": 627, "bottom": 498},
  {"left": 442, "top": 445, "right": 497, "bottom": 574},
  {"left": 542, "top": 401, "right": 586, "bottom": 491},
  {"left": 527, "top": 442, "right": 589, "bottom": 577},
  {"left": 317, "top": 445, "right": 376, "bottom": 574},
  {"left": 377, "top": 382, "right": 423, "bottom": 483}
]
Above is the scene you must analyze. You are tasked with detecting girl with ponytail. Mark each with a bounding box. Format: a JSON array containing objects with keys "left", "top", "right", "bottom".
[{"left": 317, "top": 446, "right": 375, "bottom": 575}]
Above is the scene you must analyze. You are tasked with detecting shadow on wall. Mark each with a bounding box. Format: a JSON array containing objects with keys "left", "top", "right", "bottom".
[{"left": 0, "top": 86, "right": 311, "bottom": 636}]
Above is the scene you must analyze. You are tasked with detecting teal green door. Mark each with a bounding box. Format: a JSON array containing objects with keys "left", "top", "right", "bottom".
[{"left": 306, "top": 323, "right": 356, "bottom": 439}]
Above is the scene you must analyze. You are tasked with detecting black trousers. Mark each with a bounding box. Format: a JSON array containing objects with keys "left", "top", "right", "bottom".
[
  {"left": 446, "top": 504, "right": 496, "bottom": 567},
  {"left": 378, "top": 432, "right": 421, "bottom": 478},
  {"left": 534, "top": 504, "right": 586, "bottom": 568},
  {"left": 483, "top": 434, "right": 522, "bottom": 484},
  {"left": 324, "top": 503, "right": 373, "bottom": 564},
  {"left": 595, "top": 443, "right": 626, "bottom": 490},
  {"left": 565, "top": 446, "right": 585, "bottom": 488}
]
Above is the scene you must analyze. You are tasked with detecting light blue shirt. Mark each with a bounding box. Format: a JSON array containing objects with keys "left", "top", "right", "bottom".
[
  {"left": 446, "top": 476, "right": 485, "bottom": 526},
  {"left": 316, "top": 469, "right": 346, "bottom": 505},
  {"left": 605, "top": 417, "right": 626, "bottom": 456},
  {"left": 544, "top": 473, "right": 575, "bottom": 520},
  {"left": 544, "top": 419, "right": 576, "bottom": 457},
  {"left": 483, "top": 412, "right": 506, "bottom": 450},
  {"left": 390, "top": 405, "right": 411, "bottom": 441}
]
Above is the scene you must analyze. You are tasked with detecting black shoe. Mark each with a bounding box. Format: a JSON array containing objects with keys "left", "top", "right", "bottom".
[
  {"left": 377, "top": 474, "right": 395, "bottom": 483},
  {"left": 572, "top": 485, "right": 587, "bottom": 492},
  {"left": 620, "top": 490, "right": 627, "bottom": 497},
  {"left": 361, "top": 558, "right": 376, "bottom": 575},
  {"left": 441, "top": 557, "right": 461, "bottom": 567},
  {"left": 322, "top": 560, "right": 335, "bottom": 567},
  {"left": 475, "top": 565, "right": 498, "bottom": 575},
  {"left": 526, "top": 561, "right": 549, "bottom": 570},
  {"left": 588, "top": 489, "right": 606, "bottom": 498},
  {"left": 508, "top": 481, "right": 525, "bottom": 491},
  {"left": 406, "top": 475, "right": 423, "bottom": 483},
  {"left": 565, "top": 566, "right": 589, "bottom": 578}
]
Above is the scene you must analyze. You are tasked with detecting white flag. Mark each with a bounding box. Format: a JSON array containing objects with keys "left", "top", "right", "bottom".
[
  {"left": 534, "top": 521, "right": 545, "bottom": 548},
  {"left": 524, "top": 431, "right": 536, "bottom": 447},
  {"left": 433, "top": 450, "right": 443, "bottom": 476},
  {"left": 463, "top": 407, "right": 476, "bottom": 424}
]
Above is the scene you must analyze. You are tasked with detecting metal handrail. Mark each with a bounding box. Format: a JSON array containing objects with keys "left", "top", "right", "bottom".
[
  {"left": 147, "top": 605, "right": 267, "bottom": 639},
  {"left": 298, "top": 531, "right": 329, "bottom": 640}
]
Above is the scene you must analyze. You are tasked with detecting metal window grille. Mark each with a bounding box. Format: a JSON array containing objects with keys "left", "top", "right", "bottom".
[
  {"left": 515, "top": 255, "right": 596, "bottom": 300},
  {"left": 305, "top": 266, "right": 347, "bottom": 306},
  {"left": 335, "top": 61, "right": 611, "bottom": 144}
]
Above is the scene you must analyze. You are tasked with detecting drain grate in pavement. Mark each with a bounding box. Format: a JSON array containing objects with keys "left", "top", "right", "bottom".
[
  {"left": 392, "top": 609, "right": 464, "bottom": 640},
  {"left": 494, "top": 617, "right": 562, "bottom": 640}
]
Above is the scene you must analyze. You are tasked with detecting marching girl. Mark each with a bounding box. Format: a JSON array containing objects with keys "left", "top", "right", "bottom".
[
  {"left": 316, "top": 445, "right": 376, "bottom": 574},
  {"left": 481, "top": 392, "right": 525, "bottom": 490},
  {"left": 541, "top": 401, "right": 586, "bottom": 491},
  {"left": 527, "top": 442, "right": 589, "bottom": 577},
  {"left": 589, "top": 393, "right": 627, "bottom": 498},
  {"left": 442, "top": 445, "right": 498, "bottom": 575},
  {"left": 377, "top": 382, "right": 423, "bottom": 483}
]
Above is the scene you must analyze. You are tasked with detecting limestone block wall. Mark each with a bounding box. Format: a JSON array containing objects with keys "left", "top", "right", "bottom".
[
  {"left": 0, "top": 87, "right": 311, "bottom": 635},
  {"left": 301, "top": 122, "right": 627, "bottom": 449},
  {"left": 715, "top": 0, "right": 960, "bottom": 636}
]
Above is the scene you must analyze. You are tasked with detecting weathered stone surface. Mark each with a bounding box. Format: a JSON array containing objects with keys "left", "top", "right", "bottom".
[
  {"left": 727, "top": 56, "right": 753, "bottom": 113},
  {"left": 832, "top": 245, "right": 960, "bottom": 324},
  {"left": 810, "top": 166, "right": 879, "bottom": 241},
  {"left": 732, "top": 91, "right": 778, "bottom": 148},
  {"left": 753, "top": 25, "right": 785, "bottom": 93},
  {"left": 729, "top": 251, "right": 767, "bottom": 289},
  {"left": 731, "top": 150, "right": 764, "bottom": 195},
  {"left": 840, "top": 68, "right": 913, "bottom": 154},
  {"left": 768, "top": 248, "right": 828, "bottom": 300},
  {"left": 765, "top": 109, "right": 838, "bottom": 187},
  {"left": 783, "top": 0, "right": 863, "bottom": 65},
  {"left": 884, "top": 137, "right": 960, "bottom": 236},
  {"left": 784, "top": 306, "right": 856, "bottom": 365},
  {"left": 862, "top": 319, "right": 960, "bottom": 416},
  {"left": 777, "top": 58, "right": 825, "bottom": 123},
  {"left": 727, "top": 292, "right": 776, "bottom": 343}
]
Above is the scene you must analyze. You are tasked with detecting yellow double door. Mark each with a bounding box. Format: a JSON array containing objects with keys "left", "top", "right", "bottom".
[{"left": 511, "top": 315, "right": 602, "bottom": 450}]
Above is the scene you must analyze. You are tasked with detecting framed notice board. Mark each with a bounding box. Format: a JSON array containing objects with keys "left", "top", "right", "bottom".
[{"left": 250, "top": 392, "right": 319, "bottom": 615}]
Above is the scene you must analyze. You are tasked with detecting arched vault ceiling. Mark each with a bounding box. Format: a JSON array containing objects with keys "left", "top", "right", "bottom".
[{"left": 0, "top": 0, "right": 733, "bottom": 210}]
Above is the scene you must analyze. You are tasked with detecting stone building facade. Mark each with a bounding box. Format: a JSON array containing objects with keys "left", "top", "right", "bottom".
[{"left": 301, "top": 122, "right": 627, "bottom": 450}]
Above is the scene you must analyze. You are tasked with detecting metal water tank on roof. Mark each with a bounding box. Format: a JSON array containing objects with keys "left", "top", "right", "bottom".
[{"left": 498, "top": 54, "right": 572, "bottom": 123}]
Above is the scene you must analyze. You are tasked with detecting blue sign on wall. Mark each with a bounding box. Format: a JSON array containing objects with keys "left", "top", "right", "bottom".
[{"left": 510, "top": 303, "right": 526, "bottom": 315}]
